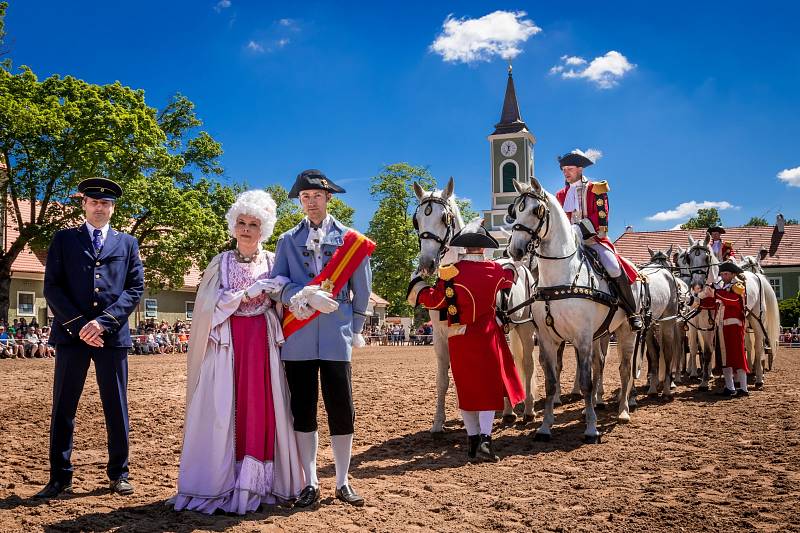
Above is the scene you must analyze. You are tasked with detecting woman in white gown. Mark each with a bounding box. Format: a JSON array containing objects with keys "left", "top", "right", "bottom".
[{"left": 172, "top": 190, "right": 304, "bottom": 514}]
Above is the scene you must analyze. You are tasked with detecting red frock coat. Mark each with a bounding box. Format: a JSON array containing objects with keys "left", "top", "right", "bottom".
[
  {"left": 416, "top": 260, "right": 525, "bottom": 411},
  {"left": 555, "top": 182, "right": 638, "bottom": 284},
  {"left": 715, "top": 288, "right": 749, "bottom": 373}
]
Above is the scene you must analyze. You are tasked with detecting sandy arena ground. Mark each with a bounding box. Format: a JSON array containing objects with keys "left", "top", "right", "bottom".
[{"left": 1, "top": 345, "right": 799, "bottom": 532}]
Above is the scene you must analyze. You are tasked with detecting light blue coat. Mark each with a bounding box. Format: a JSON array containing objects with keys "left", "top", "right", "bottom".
[{"left": 271, "top": 216, "right": 372, "bottom": 362}]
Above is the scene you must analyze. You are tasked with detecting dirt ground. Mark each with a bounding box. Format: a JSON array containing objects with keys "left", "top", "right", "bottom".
[{"left": 1, "top": 345, "right": 799, "bottom": 533}]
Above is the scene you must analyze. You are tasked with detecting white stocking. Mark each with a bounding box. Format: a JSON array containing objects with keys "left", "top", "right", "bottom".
[
  {"left": 295, "top": 431, "right": 319, "bottom": 488},
  {"left": 722, "top": 367, "right": 735, "bottom": 391},
  {"left": 478, "top": 410, "right": 495, "bottom": 435},
  {"left": 736, "top": 369, "right": 748, "bottom": 392},
  {"left": 461, "top": 410, "right": 480, "bottom": 436},
  {"left": 331, "top": 434, "right": 353, "bottom": 489}
]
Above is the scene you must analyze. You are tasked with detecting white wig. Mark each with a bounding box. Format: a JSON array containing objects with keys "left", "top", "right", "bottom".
[{"left": 225, "top": 189, "right": 277, "bottom": 244}]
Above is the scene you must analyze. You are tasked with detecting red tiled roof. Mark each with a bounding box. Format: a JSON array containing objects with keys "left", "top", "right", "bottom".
[
  {"left": 5, "top": 200, "right": 202, "bottom": 288},
  {"left": 613, "top": 225, "right": 800, "bottom": 267},
  {"left": 370, "top": 292, "right": 389, "bottom": 306}
]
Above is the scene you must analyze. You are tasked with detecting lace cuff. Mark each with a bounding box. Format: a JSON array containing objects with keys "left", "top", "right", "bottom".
[{"left": 289, "top": 285, "right": 320, "bottom": 320}]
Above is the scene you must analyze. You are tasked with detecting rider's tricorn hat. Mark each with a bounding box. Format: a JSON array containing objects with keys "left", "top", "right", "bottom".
[
  {"left": 288, "top": 169, "right": 346, "bottom": 199},
  {"left": 558, "top": 150, "right": 594, "bottom": 168},
  {"left": 707, "top": 226, "right": 726, "bottom": 234},
  {"left": 450, "top": 222, "right": 499, "bottom": 249},
  {"left": 78, "top": 177, "right": 123, "bottom": 201},
  {"left": 718, "top": 261, "right": 743, "bottom": 275}
]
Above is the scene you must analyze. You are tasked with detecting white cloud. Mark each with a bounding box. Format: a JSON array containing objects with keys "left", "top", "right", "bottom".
[
  {"left": 430, "top": 10, "right": 541, "bottom": 64},
  {"left": 777, "top": 166, "right": 800, "bottom": 187},
  {"left": 246, "top": 40, "right": 264, "bottom": 53},
  {"left": 551, "top": 50, "right": 635, "bottom": 89},
  {"left": 647, "top": 201, "right": 737, "bottom": 221},
  {"left": 278, "top": 18, "right": 294, "bottom": 27},
  {"left": 213, "top": 0, "right": 231, "bottom": 12},
  {"left": 277, "top": 38, "right": 290, "bottom": 48}
]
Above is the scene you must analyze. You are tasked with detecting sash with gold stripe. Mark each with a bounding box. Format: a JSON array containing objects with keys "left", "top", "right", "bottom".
[{"left": 282, "top": 229, "right": 376, "bottom": 338}]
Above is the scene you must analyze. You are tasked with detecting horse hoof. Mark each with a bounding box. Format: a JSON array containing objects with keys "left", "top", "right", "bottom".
[
  {"left": 430, "top": 431, "right": 445, "bottom": 440},
  {"left": 595, "top": 403, "right": 607, "bottom": 411},
  {"left": 647, "top": 392, "right": 659, "bottom": 399},
  {"left": 754, "top": 382, "right": 764, "bottom": 390},
  {"left": 501, "top": 414, "right": 516, "bottom": 424},
  {"left": 533, "top": 432, "right": 551, "bottom": 442},
  {"left": 618, "top": 412, "right": 631, "bottom": 423},
  {"left": 583, "top": 434, "right": 601, "bottom": 444},
  {"left": 698, "top": 385, "right": 709, "bottom": 392},
  {"left": 522, "top": 414, "right": 536, "bottom": 424},
  {"left": 663, "top": 395, "right": 675, "bottom": 402}
]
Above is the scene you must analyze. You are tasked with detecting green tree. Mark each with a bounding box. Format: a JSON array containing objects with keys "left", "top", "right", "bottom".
[
  {"left": 455, "top": 197, "right": 478, "bottom": 224},
  {"left": 366, "top": 163, "right": 437, "bottom": 316},
  {"left": 786, "top": 218, "right": 799, "bottom": 225},
  {"left": 0, "top": 65, "right": 239, "bottom": 317},
  {"left": 779, "top": 294, "right": 800, "bottom": 327},
  {"left": 0, "top": 2, "right": 9, "bottom": 70},
  {"left": 744, "top": 216, "right": 769, "bottom": 227},
  {"left": 681, "top": 208, "right": 722, "bottom": 230},
  {"left": 262, "top": 184, "right": 355, "bottom": 252}
]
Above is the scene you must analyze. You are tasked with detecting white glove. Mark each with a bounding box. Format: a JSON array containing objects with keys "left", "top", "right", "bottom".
[
  {"left": 353, "top": 333, "right": 366, "bottom": 348},
  {"left": 245, "top": 276, "right": 290, "bottom": 298},
  {"left": 308, "top": 290, "right": 339, "bottom": 314}
]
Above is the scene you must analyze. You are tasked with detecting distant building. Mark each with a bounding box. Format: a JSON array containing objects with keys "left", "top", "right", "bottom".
[{"left": 613, "top": 222, "right": 800, "bottom": 300}]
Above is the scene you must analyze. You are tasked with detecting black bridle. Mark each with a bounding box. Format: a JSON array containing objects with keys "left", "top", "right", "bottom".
[
  {"left": 506, "top": 190, "right": 576, "bottom": 261},
  {"left": 413, "top": 194, "right": 455, "bottom": 258}
]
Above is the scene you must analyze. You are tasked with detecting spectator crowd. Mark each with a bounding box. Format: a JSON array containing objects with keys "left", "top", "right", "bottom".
[{"left": 0, "top": 317, "right": 55, "bottom": 359}]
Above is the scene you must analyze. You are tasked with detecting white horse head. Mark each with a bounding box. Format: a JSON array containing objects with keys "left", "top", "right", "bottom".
[
  {"left": 683, "top": 235, "right": 718, "bottom": 291},
  {"left": 646, "top": 245, "right": 674, "bottom": 268},
  {"left": 737, "top": 254, "right": 765, "bottom": 275},
  {"left": 506, "top": 178, "right": 571, "bottom": 262},
  {"left": 412, "top": 177, "right": 464, "bottom": 277}
]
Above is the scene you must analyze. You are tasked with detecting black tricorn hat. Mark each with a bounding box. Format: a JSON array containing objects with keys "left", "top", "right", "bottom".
[
  {"left": 558, "top": 151, "right": 594, "bottom": 168},
  {"left": 78, "top": 177, "right": 123, "bottom": 201},
  {"left": 288, "top": 169, "right": 346, "bottom": 199},
  {"left": 718, "top": 261, "right": 743, "bottom": 275},
  {"left": 450, "top": 223, "right": 500, "bottom": 249},
  {"left": 707, "top": 226, "right": 726, "bottom": 234}
]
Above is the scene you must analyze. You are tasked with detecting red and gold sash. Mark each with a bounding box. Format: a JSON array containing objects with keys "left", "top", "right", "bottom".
[{"left": 282, "top": 229, "right": 376, "bottom": 338}]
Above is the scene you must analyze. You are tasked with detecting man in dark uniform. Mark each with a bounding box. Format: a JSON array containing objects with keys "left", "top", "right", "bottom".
[{"left": 34, "top": 177, "right": 144, "bottom": 499}]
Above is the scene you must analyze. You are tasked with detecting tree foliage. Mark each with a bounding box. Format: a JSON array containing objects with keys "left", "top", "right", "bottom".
[
  {"left": 366, "top": 163, "right": 437, "bottom": 316},
  {"left": 455, "top": 197, "right": 478, "bottom": 224},
  {"left": 262, "top": 184, "right": 355, "bottom": 252},
  {"left": 681, "top": 208, "right": 722, "bottom": 230},
  {"left": 744, "top": 216, "right": 769, "bottom": 227},
  {"left": 786, "top": 218, "right": 799, "bottom": 225},
  {"left": 779, "top": 294, "right": 800, "bottom": 327},
  {"left": 0, "top": 63, "right": 240, "bottom": 317}
]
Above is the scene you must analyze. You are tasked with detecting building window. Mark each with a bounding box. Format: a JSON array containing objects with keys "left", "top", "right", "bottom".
[
  {"left": 767, "top": 277, "right": 783, "bottom": 300},
  {"left": 185, "top": 301, "right": 195, "bottom": 320},
  {"left": 17, "top": 291, "right": 35, "bottom": 316},
  {"left": 144, "top": 298, "right": 158, "bottom": 319},
  {"left": 501, "top": 160, "right": 518, "bottom": 192}
]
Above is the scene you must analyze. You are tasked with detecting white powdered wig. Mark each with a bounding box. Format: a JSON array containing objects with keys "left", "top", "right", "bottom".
[
  {"left": 571, "top": 148, "right": 603, "bottom": 163},
  {"left": 225, "top": 189, "right": 278, "bottom": 244}
]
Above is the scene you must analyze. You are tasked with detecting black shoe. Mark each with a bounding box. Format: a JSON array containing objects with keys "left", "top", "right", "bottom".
[
  {"left": 335, "top": 485, "right": 364, "bottom": 507},
  {"left": 294, "top": 485, "right": 320, "bottom": 508},
  {"left": 467, "top": 435, "right": 480, "bottom": 460},
  {"left": 33, "top": 479, "right": 73, "bottom": 499},
  {"left": 715, "top": 388, "right": 737, "bottom": 397},
  {"left": 736, "top": 388, "right": 750, "bottom": 397},
  {"left": 476, "top": 434, "right": 499, "bottom": 462},
  {"left": 628, "top": 315, "right": 644, "bottom": 331},
  {"left": 110, "top": 478, "right": 134, "bottom": 495}
]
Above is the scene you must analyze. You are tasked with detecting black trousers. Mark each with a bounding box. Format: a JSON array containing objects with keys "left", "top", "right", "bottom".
[
  {"left": 283, "top": 360, "right": 354, "bottom": 435},
  {"left": 49, "top": 344, "right": 130, "bottom": 483}
]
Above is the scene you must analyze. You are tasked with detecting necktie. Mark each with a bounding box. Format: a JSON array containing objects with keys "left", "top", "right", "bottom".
[{"left": 92, "top": 229, "right": 103, "bottom": 254}]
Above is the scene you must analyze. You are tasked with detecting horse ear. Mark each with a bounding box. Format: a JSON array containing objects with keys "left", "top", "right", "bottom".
[
  {"left": 759, "top": 247, "right": 768, "bottom": 261},
  {"left": 677, "top": 245, "right": 685, "bottom": 255},
  {"left": 512, "top": 179, "right": 527, "bottom": 193},
  {"left": 647, "top": 246, "right": 655, "bottom": 258},
  {"left": 703, "top": 233, "right": 710, "bottom": 247},
  {"left": 530, "top": 177, "right": 543, "bottom": 193},
  {"left": 687, "top": 235, "right": 695, "bottom": 246},
  {"left": 441, "top": 176, "right": 455, "bottom": 200},
  {"left": 413, "top": 182, "right": 425, "bottom": 201},
  {"left": 666, "top": 244, "right": 674, "bottom": 257}
]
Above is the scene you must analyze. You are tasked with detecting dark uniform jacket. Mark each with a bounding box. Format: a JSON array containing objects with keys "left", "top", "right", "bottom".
[{"left": 44, "top": 225, "right": 144, "bottom": 347}]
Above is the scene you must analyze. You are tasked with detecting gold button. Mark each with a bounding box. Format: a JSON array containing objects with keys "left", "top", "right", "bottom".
[
  {"left": 93, "top": 302, "right": 98, "bottom": 307},
  {"left": 96, "top": 261, "right": 101, "bottom": 266},
  {"left": 95, "top": 274, "right": 100, "bottom": 279},
  {"left": 95, "top": 287, "right": 100, "bottom": 292}
]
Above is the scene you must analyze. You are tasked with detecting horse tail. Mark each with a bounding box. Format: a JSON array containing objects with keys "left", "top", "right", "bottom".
[{"left": 761, "top": 275, "right": 780, "bottom": 356}]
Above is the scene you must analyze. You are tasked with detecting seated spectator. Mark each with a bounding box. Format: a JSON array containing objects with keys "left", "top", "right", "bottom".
[
  {"left": 24, "top": 327, "right": 47, "bottom": 358},
  {"left": 176, "top": 330, "right": 189, "bottom": 353},
  {"left": 0, "top": 325, "right": 22, "bottom": 358}
]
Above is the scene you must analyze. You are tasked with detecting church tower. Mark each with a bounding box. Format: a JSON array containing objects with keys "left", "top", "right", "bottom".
[{"left": 483, "top": 65, "right": 536, "bottom": 250}]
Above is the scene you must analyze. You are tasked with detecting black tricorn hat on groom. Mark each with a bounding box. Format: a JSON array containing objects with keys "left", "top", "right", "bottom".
[
  {"left": 288, "top": 169, "right": 347, "bottom": 199},
  {"left": 450, "top": 220, "right": 499, "bottom": 249}
]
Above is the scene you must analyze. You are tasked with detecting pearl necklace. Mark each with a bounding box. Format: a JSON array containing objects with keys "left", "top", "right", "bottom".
[{"left": 234, "top": 247, "right": 260, "bottom": 263}]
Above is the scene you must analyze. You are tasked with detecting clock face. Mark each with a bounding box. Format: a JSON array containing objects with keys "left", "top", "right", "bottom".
[{"left": 501, "top": 140, "right": 517, "bottom": 157}]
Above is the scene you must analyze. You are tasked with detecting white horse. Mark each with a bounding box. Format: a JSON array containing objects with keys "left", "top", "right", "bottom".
[
  {"left": 737, "top": 254, "right": 777, "bottom": 371},
  {"left": 679, "top": 236, "right": 779, "bottom": 389},
  {"left": 411, "top": 178, "right": 537, "bottom": 433},
  {"left": 506, "top": 178, "right": 637, "bottom": 443}
]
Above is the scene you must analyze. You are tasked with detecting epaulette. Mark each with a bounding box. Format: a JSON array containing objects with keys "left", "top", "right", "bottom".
[
  {"left": 591, "top": 180, "right": 610, "bottom": 194},
  {"left": 723, "top": 241, "right": 732, "bottom": 247},
  {"left": 438, "top": 264, "right": 459, "bottom": 281}
]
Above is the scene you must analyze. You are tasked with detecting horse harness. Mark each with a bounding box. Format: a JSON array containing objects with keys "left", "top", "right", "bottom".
[{"left": 413, "top": 194, "right": 455, "bottom": 259}]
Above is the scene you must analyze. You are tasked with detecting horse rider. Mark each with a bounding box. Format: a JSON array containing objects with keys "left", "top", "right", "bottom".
[
  {"left": 688, "top": 261, "right": 749, "bottom": 396},
  {"left": 708, "top": 225, "right": 735, "bottom": 262},
  {"left": 555, "top": 150, "right": 643, "bottom": 331},
  {"left": 407, "top": 221, "right": 524, "bottom": 462}
]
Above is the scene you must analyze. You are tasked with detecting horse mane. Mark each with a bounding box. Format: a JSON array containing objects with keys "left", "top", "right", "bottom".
[{"left": 441, "top": 194, "right": 465, "bottom": 265}]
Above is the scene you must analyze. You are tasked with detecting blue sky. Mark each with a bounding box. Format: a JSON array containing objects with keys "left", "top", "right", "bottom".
[{"left": 5, "top": 1, "right": 800, "bottom": 236}]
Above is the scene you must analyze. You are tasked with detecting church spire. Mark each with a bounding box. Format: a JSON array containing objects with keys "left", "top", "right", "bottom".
[{"left": 492, "top": 64, "right": 528, "bottom": 135}]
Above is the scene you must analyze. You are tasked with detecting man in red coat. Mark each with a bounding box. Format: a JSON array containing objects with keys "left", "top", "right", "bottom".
[
  {"left": 689, "top": 261, "right": 749, "bottom": 396},
  {"left": 708, "top": 226, "right": 735, "bottom": 262},
  {"left": 555, "top": 150, "right": 643, "bottom": 330},
  {"left": 407, "top": 223, "right": 525, "bottom": 462}
]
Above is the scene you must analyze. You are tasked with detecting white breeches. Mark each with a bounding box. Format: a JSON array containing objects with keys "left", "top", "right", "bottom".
[{"left": 572, "top": 225, "right": 621, "bottom": 277}]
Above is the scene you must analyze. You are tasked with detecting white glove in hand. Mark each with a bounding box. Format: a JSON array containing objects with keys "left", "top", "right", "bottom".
[
  {"left": 352, "top": 333, "right": 366, "bottom": 348},
  {"left": 308, "top": 290, "right": 339, "bottom": 314}
]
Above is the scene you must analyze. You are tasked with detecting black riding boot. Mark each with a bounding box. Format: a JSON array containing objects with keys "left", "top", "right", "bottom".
[
  {"left": 477, "top": 434, "right": 499, "bottom": 462},
  {"left": 613, "top": 274, "right": 643, "bottom": 331},
  {"left": 467, "top": 435, "right": 480, "bottom": 460}
]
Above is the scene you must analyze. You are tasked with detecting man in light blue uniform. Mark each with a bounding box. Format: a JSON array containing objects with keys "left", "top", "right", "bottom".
[{"left": 271, "top": 169, "right": 372, "bottom": 508}]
